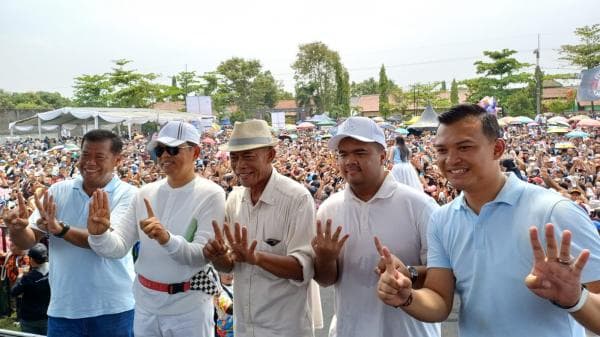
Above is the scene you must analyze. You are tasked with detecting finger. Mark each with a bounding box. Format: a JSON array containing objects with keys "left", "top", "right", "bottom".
[
  {"left": 34, "top": 192, "right": 44, "bottom": 216},
  {"left": 382, "top": 247, "right": 396, "bottom": 274},
  {"left": 325, "top": 219, "right": 332, "bottom": 238},
  {"left": 47, "top": 195, "right": 56, "bottom": 219},
  {"left": 91, "top": 216, "right": 111, "bottom": 227},
  {"left": 99, "top": 190, "right": 107, "bottom": 212},
  {"left": 528, "top": 227, "right": 546, "bottom": 264},
  {"left": 558, "top": 230, "right": 572, "bottom": 264},
  {"left": 143, "top": 198, "right": 155, "bottom": 218},
  {"left": 241, "top": 226, "right": 248, "bottom": 247},
  {"left": 249, "top": 240, "right": 257, "bottom": 256},
  {"left": 212, "top": 221, "right": 224, "bottom": 243},
  {"left": 316, "top": 219, "right": 323, "bottom": 236},
  {"left": 332, "top": 225, "right": 342, "bottom": 242},
  {"left": 234, "top": 222, "right": 242, "bottom": 244},
  {"left": 338, "top": 234, "right": 350, "bottom": 249},
  {"left": 572, "top": 249, "right": 590, "bottom": 278},
  {"left": 17, "top": 192, "right": 26, "bottom": 217},
  {"left": 374, "top": 236, "right": 384, "bottom": 257},
  {"left": 544, "top": 223, "right": 558, "bottom": 259},
  {"left": 223, "top": 223, "right": 235, "bottom": 245}
]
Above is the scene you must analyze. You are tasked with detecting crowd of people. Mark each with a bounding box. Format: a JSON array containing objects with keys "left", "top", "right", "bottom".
[{"left": 0, "top": 104, "right": 598, "bottom": 336}]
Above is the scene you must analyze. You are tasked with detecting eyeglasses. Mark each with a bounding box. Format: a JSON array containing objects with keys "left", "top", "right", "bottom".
[{"left": 154, "top": 145, "right": 192, "bottom": 157}]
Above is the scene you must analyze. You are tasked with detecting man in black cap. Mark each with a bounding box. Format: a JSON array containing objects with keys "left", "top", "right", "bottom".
[{"left": 11, "top": 243, "right": 50, "bottom": 335}]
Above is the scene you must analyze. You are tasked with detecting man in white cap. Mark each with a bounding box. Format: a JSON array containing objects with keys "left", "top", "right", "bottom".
[
  {"left": 88, "top": 121, "right": 226, "bottom": 337},
  {"left": 203, "top": 119, "right": 318, "bottom": 337},
  {"left": 312, "top": 116, "right": 440, "bottom": 337}
]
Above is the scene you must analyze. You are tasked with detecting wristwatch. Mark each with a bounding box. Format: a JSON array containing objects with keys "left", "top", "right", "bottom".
[
  {"left": 54, "top": 221, "right": 71, "bottom": 238},
  {"left": 406, "top": 265, "right": 418, "bottom": 283}
]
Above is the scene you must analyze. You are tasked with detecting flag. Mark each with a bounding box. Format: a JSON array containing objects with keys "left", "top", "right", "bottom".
[{"left": 577, "top": 66, "right": 600, "bottom": 102}]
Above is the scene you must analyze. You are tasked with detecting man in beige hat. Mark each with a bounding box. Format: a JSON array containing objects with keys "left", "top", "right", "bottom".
[{"left": 204, "top": 119, "right": 318, "bottom": 337}]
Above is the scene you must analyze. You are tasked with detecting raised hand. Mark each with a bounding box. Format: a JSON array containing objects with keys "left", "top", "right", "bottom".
[
  {"left": 311, "top": 219, "right": 349, "bottom": 262},
  {"left": 3, "top": 192, "right": 30, "bottom": 232},
  {"left": 34, "top": 190, "right": 62, "bottom": 235},
  {"left": 203, "top": 221, "right": 232, "bottom": 263},
  {"left": 525, "top": 223, "right": 589, "bottom": 307},
  {"left": 377, "top": 246, "right": 413, "bottom": 308},
  {"left": 139, "top": 198, "right": 170, "bottom": 245},
  {"left": 223, "top": 222, "right": 258, "bottom": 265},
  {"left": 87, "top": 190, "right": 111, "bottom": 235},
  {"left": 374, "top": 236, "right": 405, "bottom": 276}
]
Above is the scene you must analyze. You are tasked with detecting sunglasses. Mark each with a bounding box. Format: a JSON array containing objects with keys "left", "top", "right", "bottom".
[{"left": 154, "top": 145, "right": 192, "bottom": 157}]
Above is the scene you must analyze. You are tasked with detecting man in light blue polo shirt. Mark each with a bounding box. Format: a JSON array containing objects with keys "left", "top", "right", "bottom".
[
  {"left": 4, "top": 129, "right": 136, "bottom": 337},
  {"left": 376, "top": 104, "right": 600, "bottom": 337}
]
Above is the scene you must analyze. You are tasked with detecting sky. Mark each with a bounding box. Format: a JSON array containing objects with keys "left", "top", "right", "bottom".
[{"left": 0, "top": 0, "right": 598, "bottom": 98}]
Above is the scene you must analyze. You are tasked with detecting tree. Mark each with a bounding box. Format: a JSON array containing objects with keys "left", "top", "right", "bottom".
[
  {"left": 0, "top": 90, "right": 71, "bottom": 109},
  {"left": 73, "top": 74, "right": 113, "bottom": 107},
  {"left": 504, "top": 88, "right": 535, "bottom": 117},
  {"left": 379, "top": 64, "right": 390, "bottom": 118},
  {"left": 175, "top": 71, "right": 203, "bottom": 98},
  {"left": 543, "top": 99, "right": 572, "bottom": 114},
  {"left": 333, "top": 61, "right": 350, "bottom": 118},
  {"left": 351, "top": 78, "right": 379, "bottom": 96},
  {"left": 292, "top": 42, "right": 342, "bottom": 114},
  {"left": 108, "top": 59, "right": 162, "bottom": 108},
  {"left": 559, "top": 24, "right": 600, "bottom": 70},
  {"left": 450, "top": 79, "right": 459, "bottom": 105},
  {"left": 440, "top": 80, "right": 447, "bottom": 91}
]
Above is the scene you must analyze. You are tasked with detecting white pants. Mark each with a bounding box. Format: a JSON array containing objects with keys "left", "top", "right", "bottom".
[{"left": 134, "top": 304, "right": 213, "bottom": 337}]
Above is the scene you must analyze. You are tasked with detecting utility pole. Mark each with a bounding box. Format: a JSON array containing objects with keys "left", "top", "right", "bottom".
[{"left": 534, "top": 34, "right": 541, "bottom": 117}]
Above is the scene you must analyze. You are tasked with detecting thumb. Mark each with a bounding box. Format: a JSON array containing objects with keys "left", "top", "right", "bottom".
[{"left": 143, "top": 198, "right": 155, "bottom": 218}]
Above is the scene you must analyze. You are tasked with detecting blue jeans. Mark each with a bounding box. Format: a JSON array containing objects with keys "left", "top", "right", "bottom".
[{"left": 47, "top": 309, "right": 134, "bottom": 337}]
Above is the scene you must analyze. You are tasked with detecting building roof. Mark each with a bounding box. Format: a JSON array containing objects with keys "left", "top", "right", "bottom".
[
  {"left": 152, "top": 101, "right": 185, "bottom": 111},
  {"left": 274, "top": 99, "right": 297, "bottom": 110}
]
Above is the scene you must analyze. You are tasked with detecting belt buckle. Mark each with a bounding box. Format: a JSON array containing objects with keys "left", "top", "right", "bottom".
[{"left": 168, "top": 283, "right": 185, "bottom": 294}]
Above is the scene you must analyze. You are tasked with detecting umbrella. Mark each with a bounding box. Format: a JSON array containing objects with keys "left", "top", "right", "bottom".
[
  {"left": 372, "top": 116, "right": 384, "bottom": 123},
  {"left": 394, "top": 128, "right": 409, "bottom": 135},
  {"left": 510, "top": 116, "right": 534, "bottom": 124},
  {"left": 297, "top": 122, "right": 316, "bottom": 129},
  {"left": 555, "top": 142, "right": 575, "bottom": 149},
  {"left": 498, "top": 117, "right": 514, "bottom": 125},
  {"left": 565, "top": 131, "right": 590, "bottom": 139},
  {"left": 527, "top": 122, "right": 539, "bottom": 127},
  {"left": 404, "top": 116, "right": 420, "bottom": 125},
  {"left": 547, "top": 127, "right": 570, "bottom": 134},
  {"left": 578, "top": 119, "right": 600, "bottom": 128},
  {"left": 202, "top": 137, "right": 216, "bottom": 145},
  {"left": 315, "top": 119, "right": 336, "bottom": 127},
  {"left": 548, "top": 116, "right": 569, "bottom": 124},
  {"left": 569, "top": 115, "right": 591, "bottom": 122},
  {"left": 548, "top": 120, "right": 570, "bottom": 127},
  {"left": 285, "top": 124, "right": 297, "bottom": 131},
  {"left": 378, "top": 122, "right": 395, "bottom": 130}
]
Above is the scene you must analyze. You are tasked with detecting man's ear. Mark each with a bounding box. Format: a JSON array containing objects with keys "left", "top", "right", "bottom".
[{"left": 493, "top": 138, "right": 506, "bottom": 160}]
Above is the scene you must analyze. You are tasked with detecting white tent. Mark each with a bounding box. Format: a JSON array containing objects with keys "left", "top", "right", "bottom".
[
  {"left": 407, "top": 105, "right": 439, "bottom": 131},
  {"left": 9, "top": 107, "right": 212, "bottom": 139}
]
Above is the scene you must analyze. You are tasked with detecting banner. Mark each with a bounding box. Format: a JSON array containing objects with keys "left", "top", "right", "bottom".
[
  {"left": 577, "top": 66, "right": 600, "bottom": 102},
  {"left": 186, "top": 96, "right": 213, "bottom": 115},
  {"left": 271, "top": 112, "right": 285, "bottom": 130}
]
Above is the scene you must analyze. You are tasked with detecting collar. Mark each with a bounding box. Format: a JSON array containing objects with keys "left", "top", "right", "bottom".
[
  {"left": 242, "top": 168, "right": 277, "bottom": 206},
  {"left": 451, "top": 172, "right": 524, "bottom": 211},
  {"left": 72, "top": 174, "right": 119, "bottom": 194},
  {"left": 344, "top": 172, "right": 396, "bottom": 203}
]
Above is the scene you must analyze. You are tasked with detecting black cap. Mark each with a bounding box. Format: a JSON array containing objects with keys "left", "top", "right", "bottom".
[{"left": 28, "top": 243, "right": 48, "bottom": 263}]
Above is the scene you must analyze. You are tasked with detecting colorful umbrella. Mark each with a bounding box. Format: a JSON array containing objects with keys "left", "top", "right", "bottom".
[
  {"left": 565, "top": 131, "right": 590, "bottom": 139},
  {"left": 555, "top": 142, "right": 575, "bottom": 149},
  {"left": 394, "top": 128, "right": 409, "bottom": 135},
  {"left": 547, "top": 127, "right": 570, "bottom": 134},
  {"left": 577, "top": 119, "right": 600, "bottom": 128},
  {"left": 569, "top": 115, "right": 591, "bottom": 122},
  {"left": 297, "top": 122, "right": 316, "bottom": 129}
]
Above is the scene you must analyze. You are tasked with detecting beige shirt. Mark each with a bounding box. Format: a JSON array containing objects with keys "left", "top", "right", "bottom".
[{"left": 226, "top": 168, "right": 317, "bottom": 337}]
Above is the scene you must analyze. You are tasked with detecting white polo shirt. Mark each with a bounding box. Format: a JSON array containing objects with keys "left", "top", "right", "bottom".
[{"left": 317, "top": 173, "right": 441, "bottom": 337}]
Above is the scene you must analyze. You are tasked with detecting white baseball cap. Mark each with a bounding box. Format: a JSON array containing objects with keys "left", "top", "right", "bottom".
[
  {"left": 148, "top": 121, "right": 200, "bottom": 151},
  {"left": 328, "top": 117, "right": 386, "bottom": 150}
]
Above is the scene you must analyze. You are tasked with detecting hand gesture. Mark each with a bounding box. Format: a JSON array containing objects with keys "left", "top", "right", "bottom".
[
  {"left": 525, "top": 223, "right": 589, "bottom": 307},
  {"left": 224, "top": 222, "right": 258, "bottom": 265},
  {"left": 3, "top": 192, "right": 30, "bottom": 232},
  {"left": 377, "top": 246, "right": 413, "bottom": 308},
  {"left": 311, "top": 219, "right": 349, "bottom": 263},
  {"left": 139, "top": 198, "right": 170, "bottom": 245},
  {"left": 203, "top": 221, "right": 233, "bottom": 264},
  {"left": 34, "top": 190, "right": 62, "bottom": 235},
  {"left": 87, "top": 190, "right": 111, "bottom": 235},
  {"left": 374, "top": 237, "right": 405, "bottom": 276}
]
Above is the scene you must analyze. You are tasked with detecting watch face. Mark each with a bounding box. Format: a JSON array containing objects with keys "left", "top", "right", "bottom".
[{"left": 408, "top": 266, "right": 418, "bottom": 282}]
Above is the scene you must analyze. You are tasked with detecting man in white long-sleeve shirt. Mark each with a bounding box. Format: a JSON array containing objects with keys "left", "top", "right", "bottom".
[{"left": 88, "top": 121, "right": 226, "bottom": 337}]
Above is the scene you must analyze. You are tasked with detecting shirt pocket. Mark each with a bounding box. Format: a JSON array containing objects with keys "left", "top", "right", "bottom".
[{"left": 253, "top": 239, "right": 287, "bottom": 281}]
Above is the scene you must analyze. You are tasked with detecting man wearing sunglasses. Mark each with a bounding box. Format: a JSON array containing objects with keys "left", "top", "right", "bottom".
[{"left": 88, "top": 121, "right": 226, "bottom": 337}]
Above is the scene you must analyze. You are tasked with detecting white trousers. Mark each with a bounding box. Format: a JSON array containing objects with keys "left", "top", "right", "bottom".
[{"left": 134, "top": 304, "right": 213, "bottom": 337}]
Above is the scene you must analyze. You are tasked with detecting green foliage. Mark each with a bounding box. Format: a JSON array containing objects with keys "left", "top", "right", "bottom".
[
  {"left": 292, "top": 41, "right": 342, "bottom": 114},
  {"left": 379, "top": 64, "right": 390, "bottom": 118},
  {"left": 333, "top": 61, "right": 350, "bottom": 118},
  {"left": 440, "top": 80, "right": 447, "bottom": 91},
  {"left": 73, "top": 73, "right": 112, "bottom": 107},
  {"left": 543, "top": 98, "right": 574, "bottom": 113},
  {"left": 0, "top": 89, "right": 71, "bottom": 109},
  {"left": 559, "top": 24, "right": 600, "bottom": 70},
  {"left": 450, "top": 79, "right": 459, "bottom": 105},
  {"left": 504, "top": 88, "right": 535, "bottom": 117},
  {"left": 295, "top": 83, "right": 319, "bottom": 116},
  {"left": 351, "top": 78, "right": 378, "bottom": 96}
]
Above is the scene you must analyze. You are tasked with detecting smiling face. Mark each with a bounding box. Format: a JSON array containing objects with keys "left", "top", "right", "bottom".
[
  {"left": 156, "top": 143, "right": 198, "bottom": 181},
  {"left": 336, "top": 137, "right": 385, "bottom": 190},
  {"left": 78, "top": 139, "right": 122, "bottom": 192},
  {"left": 229, "top": 147, "right": 275, "bottom": 190},
  {"left": 434, "top": 117, "right": 504, "bottom": 193}
]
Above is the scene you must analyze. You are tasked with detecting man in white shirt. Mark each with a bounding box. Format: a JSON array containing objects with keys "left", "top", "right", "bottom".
[
  {"left": 203, "top": 119, "right": 318, "bottom": 337},
  {"left": 313, "top": 117, "right": 440, "bottom": 337},
  {"left": 88, "top": 121, "right": 225, "bottom": 337}
]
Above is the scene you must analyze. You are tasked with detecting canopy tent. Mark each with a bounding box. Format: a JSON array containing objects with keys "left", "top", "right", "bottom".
[
  {"left": 8, "top": 107, "right": 213, "bottom": 139},
  {"left": 407, "top": 105, "right": 439, "bottom": 131}
]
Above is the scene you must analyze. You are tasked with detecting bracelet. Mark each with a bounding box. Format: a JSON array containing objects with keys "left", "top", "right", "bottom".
[
  {"left": 54, "top": 222, "right": 71, "bottom": 238},
  {"left": 394, "top": 291, "right": 413, "bottom": 308},
  {"left": 551, "top": 285, "right": 589, "bottom": 313}
]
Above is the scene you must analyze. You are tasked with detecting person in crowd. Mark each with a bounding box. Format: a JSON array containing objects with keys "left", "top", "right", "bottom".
[
  {"left": 313, "top": 117, "right": 440, "bottom": 337},
  {"left": 88, "top": 121, "right": 226, "bottom": 337},
  {"left": 204, "top": 119, "right": 318, "bottom": 337},
  {"left": 3, "top": 129, "right": 137, "bottom": 337},
  {"left": 390, "top": 136, "right": 424, "bottom": 191},
  {"left": 11, "top": 243, "right": 50, "bottom": 335},
  {"left": 376, "top": 104, "right": 600, "bottom": 337}
]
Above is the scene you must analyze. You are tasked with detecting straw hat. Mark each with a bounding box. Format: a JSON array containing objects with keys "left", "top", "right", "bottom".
[{"left": 220, "top": 119, "right": 278, "bottom": 152}]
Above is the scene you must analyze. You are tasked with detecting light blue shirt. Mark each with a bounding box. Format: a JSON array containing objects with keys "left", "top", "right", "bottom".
[
  {"left": 428, "top": 173, "right": 600, "bottom": 337},
  {"left": 30, "top": 175, "right": 137, "bottom": 319}
]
